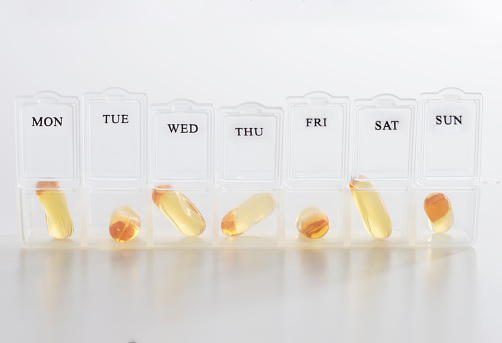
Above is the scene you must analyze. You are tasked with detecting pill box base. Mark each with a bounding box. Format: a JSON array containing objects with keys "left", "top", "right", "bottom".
[{"left": 16, "top": 186, "right": 480, "bottom": 248}]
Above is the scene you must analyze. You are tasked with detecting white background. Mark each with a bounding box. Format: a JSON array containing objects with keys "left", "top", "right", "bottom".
[{"left": 1, "top": 0, "right": 502, "bottom": 342}]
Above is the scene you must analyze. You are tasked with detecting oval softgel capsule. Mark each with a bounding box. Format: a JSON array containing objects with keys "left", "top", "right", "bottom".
[
  {"left": 109, "top": 206, "right": 141, "bottom": 243},
  {"left": 350, "top": 178, "right": 392, "bottom": 239},
  {"left": 424, "top": 192, "right": 454, "bottom": 233},
  {"left": 296, "top": 207, "right": 330, "bottom": 239},
  {"left": 152, "top": 185, "right": 206, "bottom": 237},
  {"left": 221, "top": 193, "right": 276, "bottom": 237},
  {"left": 36, "top": 181, "right": 74, "bottom": 240}
]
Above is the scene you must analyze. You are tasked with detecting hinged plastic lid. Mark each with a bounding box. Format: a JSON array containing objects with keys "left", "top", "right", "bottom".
[
  {"left": 285, "top": 91, "right": 349, "bottom": 189},
  {"left": 16, "top": 91, "right": 80, "bottom": 189},
  {"left": 83, "top": 88, "right": 147, "bottom": 188},
  {"left": 217, "top": 102, "right": 282, "bottom": 189},
  {"left": 418, "top": 88, "right": 482, "bottom": 187},
  {"left": 149, "top": 99, "right": 213, "bottom": 189},
  {"left": 352, "top": 94, "right": 417, "bottom": 188}
]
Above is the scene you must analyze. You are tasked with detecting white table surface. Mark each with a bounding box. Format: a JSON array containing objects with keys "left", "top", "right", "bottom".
[{"left": 1, "top": 185, "right": 500, "bottom": 343}]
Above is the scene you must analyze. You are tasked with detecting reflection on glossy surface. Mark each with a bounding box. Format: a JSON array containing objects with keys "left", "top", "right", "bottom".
[
  {"left": 221, "top": 235, "right": 278, "bottom": 245},
  {"left": 428, "top": 233, "right": 453, "bottom": 243},
  {"left": 5, "top": 235, "right": 479, "bottom": 342},
  {"left": 423, "top": 247, "right": 476, "bottom": 341}
]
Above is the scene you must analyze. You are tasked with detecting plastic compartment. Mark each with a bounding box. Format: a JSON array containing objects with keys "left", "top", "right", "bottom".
[
  {"left": 216, "top": 103, "right": 283, "bottom": 247},
  {"left": 15, "top": 91, "right": 81, "bottom": 247},
  {"left": 217, "top": 190, "right": 282, "bottom": 247},
  {"left": 283, "top": 92, "right": 350, "bottom": 246},
  {"left": 417, "top": 88, "right": 482, "bottom": 187},
  {"left": 82, "top": 88, "right": 148, "bottom": 247},
  {"left": 17, "top": 187, "right": 81, "bottom": 248},
  {"left": 350, "top": 94, "right": 417, "bottom": 245},
  {"left": 284, "top": 189, "right": 348, "bottom": 247},
  {"left": 16, "top": 92, "right": 80, "bottom": 189},
  {"left": 415, "top": 88, "right": 482, "bottom": 245},
  {"left": 83, "top": 88, "right": 147, "bottom": 188},
  {"left": 349, "top": 188, "right": 413, "bottom": 246},
  {"left": 415, "top": 188, "right": 479, "bottom": 246},
  {"left": 149, "top": 99, "right": 214, "bottom": 247},
  {"left": 82, "top": 189, "right": 150, "bottom": 248},
  {"left": 151, "top": 189, "right": 214, "bottom": 247}
]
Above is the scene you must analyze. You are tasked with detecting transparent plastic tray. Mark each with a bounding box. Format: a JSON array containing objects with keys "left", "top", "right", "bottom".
[{"left": 15, "top": 88, "right": 484, "bottom": 248}]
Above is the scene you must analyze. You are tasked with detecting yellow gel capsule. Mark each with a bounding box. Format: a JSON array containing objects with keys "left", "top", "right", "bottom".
[
  {"left": 36, "top": 181, "right": 74, "bottom": 239},
  {"left": 221, "top": 193, "right": 276, "bottom": 237},
  {"left": 109, "top": 206, "right": 141, "bottom": 243},
  {"left": 152, "top": 185, "right": 206, "bottom": 237},
  {"left": 296, "top": 207, "right": 330, "bottom": 239},
  {"left": 350, "top": 178, "right": 392, "bottom": 239},
  {"left": 424, "top": 192, "right": 454, "bottom": 233}
]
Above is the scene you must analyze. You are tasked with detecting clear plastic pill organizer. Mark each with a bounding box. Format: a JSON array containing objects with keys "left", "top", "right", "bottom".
[{"left": 15, "top": 87, "right": 483, "bottom": 248}]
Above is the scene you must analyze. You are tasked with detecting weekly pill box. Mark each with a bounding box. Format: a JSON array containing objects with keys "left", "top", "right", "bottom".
[{"left": 15, "top": 87, "right": 483, "bottom": 248}]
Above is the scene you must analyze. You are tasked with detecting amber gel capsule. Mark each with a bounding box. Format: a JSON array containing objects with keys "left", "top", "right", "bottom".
[
  {"left": 109, "top": 206, "right": 141, "bottom": 243},
  {"left": 152, "top": 185, "right": 206, "bottom": 237},
  {"left": 36, "top": 181, "right": 74, "bottom": 239},
  {"left": 424, "top": 192, "right": 454, "bottom": 233},
  {"left": 296, "top": 207, "right": 330, "bottom": 239},
  {"left": 221, "top": 193, "right": 276, "bottom": 236},
  {"left": 350, "top": 178, "right": 392, "bottom": 239}
]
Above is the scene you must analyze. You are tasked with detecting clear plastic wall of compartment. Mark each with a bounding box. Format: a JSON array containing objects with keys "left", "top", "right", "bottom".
[
  {"left": 149, "top": 99, "right": 214, "bottom": 247},
  {"left": 284, "top": 92, "right": 350, "bottom": 247},
  {"left": 351, "top": 95, "right": 417, "bottom": 246},
  {"left": 15, "top": 92, "right": 81, "bottom": 248},
  {"left": 82, "top": 88, "right": 149, "bottom": 248},
  {"left": 416, "top": 88, "right": 482, "bottom": 246},
  {"left": 216, "top": 103, "right": 283, "bottom": 247}
]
